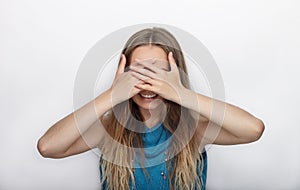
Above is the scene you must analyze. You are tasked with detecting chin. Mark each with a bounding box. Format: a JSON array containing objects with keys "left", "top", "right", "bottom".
[{"left": 139, "top": 103, "right": 162, "bottom": 110}]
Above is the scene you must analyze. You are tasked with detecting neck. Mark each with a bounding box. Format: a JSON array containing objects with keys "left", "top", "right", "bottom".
[{"left": 139, "top": 105, "right": 166, "bottom": 128}]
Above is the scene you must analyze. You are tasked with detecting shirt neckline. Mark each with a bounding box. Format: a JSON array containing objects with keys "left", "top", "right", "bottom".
[{"left": 143, "top": 122, "right": 163, "bottom": 132}]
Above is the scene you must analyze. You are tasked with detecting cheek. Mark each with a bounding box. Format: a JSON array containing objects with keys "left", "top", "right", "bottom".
[
  {"left": 132, "top": 95, "right": 139, "bottom": 103},
  {"left": 157, "top": 96, "right": 164, "bottom": 102}
]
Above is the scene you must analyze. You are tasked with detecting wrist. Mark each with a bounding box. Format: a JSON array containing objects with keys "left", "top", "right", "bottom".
[
  {"left": 176, "top": 87, "right": 199, "bottom": 110},
  {"left": 94, "top": 89, "right": 114, "bottom": 117},
  {"left": 173, "top": 86, "right": 192, "bottom": 105}
]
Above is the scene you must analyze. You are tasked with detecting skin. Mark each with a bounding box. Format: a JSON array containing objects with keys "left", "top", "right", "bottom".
[
  {"left": 130, "top": 45, "right": 170, "bottom": 127},
  {"left": 37, "top": 45, "right": 265, "bottom": 158}
]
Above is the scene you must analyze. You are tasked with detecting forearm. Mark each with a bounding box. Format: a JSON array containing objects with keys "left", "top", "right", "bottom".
[
  {"left": 37, "top": 89, "right": 113, "bottom": 157},
  {"left": 176, "top": 88, "right": 265, "bottom": 141}
]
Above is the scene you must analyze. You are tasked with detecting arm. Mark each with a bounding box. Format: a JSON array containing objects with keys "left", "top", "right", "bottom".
[
  {"left": 130, "top": 52, "right": 265, "bottom": 145},
  {"left": 37, "top": 54, "right": 142, "bottom": 158},
  {"left": 178, "top": 89, "right": 265, "bottom": 145},
  {"left": 48, "top": 115, "right": 108, "bottom": 159},
  {"left": 37, "top": 89, "right": 112, "bottom": 158}
]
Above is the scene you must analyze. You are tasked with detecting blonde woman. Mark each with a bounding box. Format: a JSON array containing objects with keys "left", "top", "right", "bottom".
[{"left": 37, "top": 27, "right": 265, "bottom": 190}]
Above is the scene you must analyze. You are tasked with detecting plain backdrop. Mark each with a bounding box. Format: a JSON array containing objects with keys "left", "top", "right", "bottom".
[{"left": 1, "top": 0, "right": 300, "bottom": 189}]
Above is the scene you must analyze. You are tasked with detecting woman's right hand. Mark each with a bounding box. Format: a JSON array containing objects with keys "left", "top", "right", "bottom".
[
  {"left": 109, "top": 54, "right": 144, "bottom": 106},
  {"left": 37, "top": 54, "right": 142, "bottom": 158}
]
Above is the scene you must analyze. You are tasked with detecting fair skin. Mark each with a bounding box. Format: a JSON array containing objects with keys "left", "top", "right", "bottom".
[{"left": 37, "top": 45, "right": 265, "bottom": 158}]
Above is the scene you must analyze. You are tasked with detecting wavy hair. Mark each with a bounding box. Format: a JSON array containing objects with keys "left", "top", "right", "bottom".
[{"left": 98, "top": 27, "right": 204, "bottom": 190}]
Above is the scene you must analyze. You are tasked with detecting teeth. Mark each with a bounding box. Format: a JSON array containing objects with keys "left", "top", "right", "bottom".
[{"left": 140, "top": 93, "right": 156, "bottom": 98}]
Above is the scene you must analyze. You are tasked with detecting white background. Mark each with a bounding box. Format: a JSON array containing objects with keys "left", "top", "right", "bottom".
[{"left": 1, "top": 0, "right": 300, "bottom": 189}]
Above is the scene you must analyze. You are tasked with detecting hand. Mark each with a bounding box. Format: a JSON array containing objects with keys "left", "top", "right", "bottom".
[
  {"left": 109, "top": 54, "right": 145, "bottom": 105},
  {"left": 129, "top": 52, "right": 186, "bottom": 103}
]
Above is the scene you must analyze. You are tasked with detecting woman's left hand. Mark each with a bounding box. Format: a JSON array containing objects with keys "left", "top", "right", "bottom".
[{"left": 129, "top": 52, "right": 186, "bottom": 103}]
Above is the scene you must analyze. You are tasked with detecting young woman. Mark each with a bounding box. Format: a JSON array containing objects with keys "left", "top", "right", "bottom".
[{"left": 37, "top": 27, "right": 265, "bottom": 190}]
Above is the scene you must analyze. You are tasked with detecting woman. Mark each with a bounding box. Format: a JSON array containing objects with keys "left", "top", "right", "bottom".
[{"left": 37, "top": 27, "right": 265, "bottom": 190}]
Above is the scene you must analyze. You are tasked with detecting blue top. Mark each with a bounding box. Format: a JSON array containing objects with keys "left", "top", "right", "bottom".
[{"left": 100, "top": 122, "right": 207, "bottom": 190}]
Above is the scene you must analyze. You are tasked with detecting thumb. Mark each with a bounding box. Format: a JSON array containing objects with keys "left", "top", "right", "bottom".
[
  {"left": 116, "top": 54, "right": 126, "bottom": 75},
  {"left": 168, "top": 52, "right": 178, "bottom": 72}
]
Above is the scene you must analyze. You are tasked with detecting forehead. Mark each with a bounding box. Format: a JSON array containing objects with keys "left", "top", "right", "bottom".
[{"left": 130, "top": 45, "right": 167, "bottom": 62}]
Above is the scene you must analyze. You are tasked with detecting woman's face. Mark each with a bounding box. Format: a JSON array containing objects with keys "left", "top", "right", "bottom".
[{"left": 130, "top": 45, "right": 169, "bottom": 111}]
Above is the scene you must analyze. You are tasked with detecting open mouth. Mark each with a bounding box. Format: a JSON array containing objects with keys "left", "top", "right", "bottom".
[{"left": 139, "top": 92, "right": 158, "bottom": 99}]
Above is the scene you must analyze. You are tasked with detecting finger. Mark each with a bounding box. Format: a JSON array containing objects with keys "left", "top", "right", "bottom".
[
  {"left": 131, "top": 82, "right": 143, "bottom": 94},
  {"left": 142, "top": 61, "right": 163, "bottom": 74},
  {"left": 135, "top": 83, "right": 155, "bottom": 92},
  {"left": 168, "top": 52, "right": 178, "bottom": 72},
  {"left": 140, "top": 77, "right": 161, "bottom": 88},
  {"left": 129, "top": 58, "right": 141, "bottom": 67},
  {"left": 131, "top": 87, "right": 142, "bottom": 96},
  {"left": 116, "top": 54, "right": 126, "bottom": 75},
  {"left": 133, "top": 81, "right": 146, "bottom": 90},
  {"left": 153, "top": 59, "right": 170, "bottom": 71},
  {"left": 133, "top": 58, "right": 163, "bottom": 74},
  {"left": 130, "top": 65, "right": 157, "bottom": 79},
  {"left": 130, "top": 70, "right": 152, "bottom": 82},
  {"left": 130, "top": 71, "right": 160, "bottom": 87},
  {"left": 134, "top": 58, "right": 141, "bottom": 63},
  {"left": 145, "top": 59, "right": 163, "bottom": 73}
]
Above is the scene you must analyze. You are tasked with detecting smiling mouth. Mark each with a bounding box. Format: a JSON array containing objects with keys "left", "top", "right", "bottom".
[{"left": 139, "top": 92, "right": 158, "bottom": 99}]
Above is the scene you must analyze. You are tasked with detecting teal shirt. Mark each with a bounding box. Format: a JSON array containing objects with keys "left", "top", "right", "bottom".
[{"left": 100, "top": 122, "right": 207, "bottom": 190}]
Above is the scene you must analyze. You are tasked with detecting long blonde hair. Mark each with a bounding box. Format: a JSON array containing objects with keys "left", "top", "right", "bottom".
[{"left": 99, "top": 27, "right": 204, "bottom": 190}]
